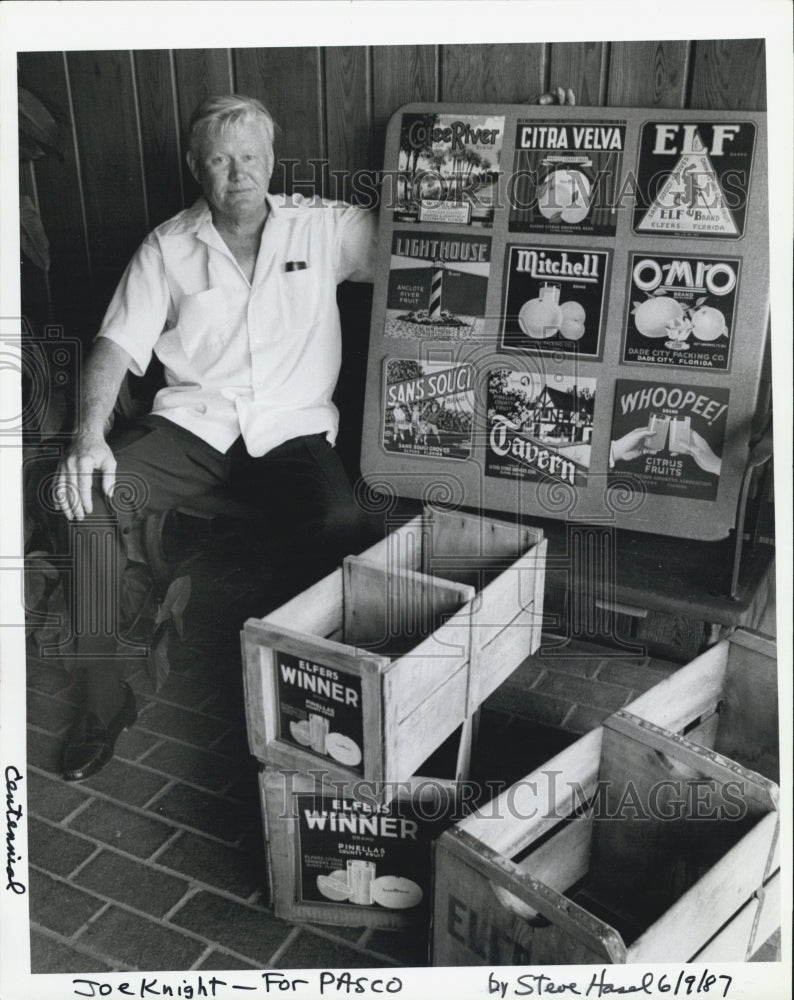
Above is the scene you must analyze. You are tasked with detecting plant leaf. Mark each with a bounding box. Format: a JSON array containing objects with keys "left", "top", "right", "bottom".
[
  {"left": 154, "top": 575, "right": 191, "bottom": 638},
  {"left": 18, "top": 134, "right": 47, "bottom": 161},
  {"left": 18, "top": 87, "right": 63, "bottom": 158},
  {"left": 20, "top": 195, "right": 50, "bottom": 270},
  {"left": 147, "top": 622, "right": 172, "bottom": 691},
  {"left": 25, "top": 570, "right": 46, "bottom": 614}
]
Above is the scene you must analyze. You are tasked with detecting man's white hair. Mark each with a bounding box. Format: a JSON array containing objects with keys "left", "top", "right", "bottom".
[{"left": 188, "top": 94, "right": 277, "bottom": 156}]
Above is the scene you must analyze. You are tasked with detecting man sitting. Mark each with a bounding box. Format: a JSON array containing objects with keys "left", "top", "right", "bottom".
[{"left": 54, "top": 94, "right": 377, "bottom": 782}]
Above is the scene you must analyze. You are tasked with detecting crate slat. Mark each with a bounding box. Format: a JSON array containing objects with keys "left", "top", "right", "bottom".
[
  {"left": 625, "top": 811, "right": 778, "bottom": 963},
  {"left": 690, "top": 895, "right": 760, "bottom": 962},
  {"left": 749, "top": 869, "right": 781, "bottom": 958}
]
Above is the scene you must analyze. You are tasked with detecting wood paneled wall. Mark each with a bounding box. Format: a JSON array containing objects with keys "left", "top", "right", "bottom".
[{"left": 18, "top": 40, "right": 766, "bottom": 342}]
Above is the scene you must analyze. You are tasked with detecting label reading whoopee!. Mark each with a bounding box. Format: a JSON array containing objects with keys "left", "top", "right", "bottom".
[
  {"left": 608, "top": 379, "right": 729, "bottom": 501},
  {"left": 276, "top": 650, "right": 364, "bottom": 773},
  {"left": 623, "top": 253, "right": 740, "bottom": 371}
]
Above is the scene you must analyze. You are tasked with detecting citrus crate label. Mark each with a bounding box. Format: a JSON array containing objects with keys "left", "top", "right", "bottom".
[
  {"left": 633, "top": 121, "right": 756, "bottom": 239},
  {"left": 622, "top": 253, "right": 740, "bottom": 371},
  {"left": 296, "top": 793, "right": 449, "bottom": 909},
  {"left": 608, "top": 378, "right": 729, "bottom": 501},
  {"left": 485, "top": 368, "right": 597, "bottom": 487},
  {"left": 394, "top": 113, "right": 505, "bottom": 228},
  {"left": 383, "top": 359, "right": 475, "bottom": 461},
  {"left": 276, "top": 651, "right": 364, "bottom": 773},
  {"left": 384, "top": 231, "right": 491, "bottom": 342},
  {"left": 500, "top": 244, "right": 610, "bottom": 359},
  {"left": 509, "top": 119, "right": 626, "bottom": 236}
]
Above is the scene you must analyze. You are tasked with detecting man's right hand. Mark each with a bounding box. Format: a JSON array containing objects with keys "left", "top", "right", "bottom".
[{"left": 55, "top": 433, "right": 117, "bottom": 521}]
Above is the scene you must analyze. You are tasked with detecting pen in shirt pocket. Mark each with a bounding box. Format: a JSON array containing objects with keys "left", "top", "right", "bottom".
[{"left": 284, "top": 261, "right": 308, "bottom": 272}]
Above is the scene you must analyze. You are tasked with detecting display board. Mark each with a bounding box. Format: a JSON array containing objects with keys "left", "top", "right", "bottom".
[{"left": 360, "top": 105, "right": 769, "bottom": 540}]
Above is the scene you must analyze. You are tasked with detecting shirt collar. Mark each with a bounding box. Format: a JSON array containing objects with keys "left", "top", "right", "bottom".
[{"left": 186, "top": 192, "right": 281, "bottom": 235}]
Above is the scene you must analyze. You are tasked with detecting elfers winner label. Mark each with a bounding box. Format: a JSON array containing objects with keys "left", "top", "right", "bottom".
[
  {"left": 276, "top": 651, "right": 364, "bottom": 773},
  {"left": 297, "top": 794, "right": 451, "bottom": 910}
]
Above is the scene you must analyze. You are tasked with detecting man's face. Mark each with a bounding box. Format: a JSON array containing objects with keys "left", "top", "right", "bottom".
[{"left": 188, "top": 119, "right": 273, "bottom": 221}]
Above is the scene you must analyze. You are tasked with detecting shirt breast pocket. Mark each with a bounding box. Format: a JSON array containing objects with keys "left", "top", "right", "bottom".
[
  {"left": 278, "top": 267, "right": 319, "bottom": 331},
  {"left": 174, "top": 288, "right": 228, "bottom": 366}
]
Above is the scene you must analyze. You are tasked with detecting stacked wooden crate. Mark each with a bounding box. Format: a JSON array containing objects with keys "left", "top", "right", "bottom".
[
  {"left": 432, "top": 628, "right": 779, "bottom": 964},
  {"left": 241, "top": 506, "right": 547, "bottom": 929}
]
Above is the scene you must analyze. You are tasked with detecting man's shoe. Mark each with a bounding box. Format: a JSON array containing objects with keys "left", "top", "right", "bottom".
[{"left": 61, "top": 683, "right": 138, "bottom": 782}]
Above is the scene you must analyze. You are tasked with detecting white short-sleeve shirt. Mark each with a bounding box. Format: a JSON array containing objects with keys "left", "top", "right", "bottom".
[{"left": 97, "top": 193, "right": 377, "bottom": 457}]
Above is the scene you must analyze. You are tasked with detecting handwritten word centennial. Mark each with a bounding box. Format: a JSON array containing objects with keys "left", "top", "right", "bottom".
[{"left": 5, "top": 764, "right": 25, "bottom": 895}]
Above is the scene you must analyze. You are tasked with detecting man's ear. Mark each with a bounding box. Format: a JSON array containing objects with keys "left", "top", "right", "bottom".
[{"left": 186, "top": 150, "right": 201, "bottom": 185}]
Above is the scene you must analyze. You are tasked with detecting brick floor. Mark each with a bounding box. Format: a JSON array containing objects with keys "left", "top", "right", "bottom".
[{"left": 24, "top": 529, "right": 781, "bottom": 974}]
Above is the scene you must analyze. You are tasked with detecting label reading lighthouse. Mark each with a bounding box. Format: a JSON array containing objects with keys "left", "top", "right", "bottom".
[{"left": 385, "top": 230, "right": 492, "bottom": 342}]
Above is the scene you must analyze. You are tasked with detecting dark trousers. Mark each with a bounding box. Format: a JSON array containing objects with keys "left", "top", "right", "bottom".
[{"left": 62, "top": 416, "right": 374, "bottom": 660}]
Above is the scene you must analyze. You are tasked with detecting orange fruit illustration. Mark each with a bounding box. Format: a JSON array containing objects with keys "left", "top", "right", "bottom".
[
  {"left": 690, "top": 306, "right": 727, "bottom": 342},
  {"left": 633, "top": 296, "right": 684, "bottom": 338},
  {"left": 519, "top": 298, "right": 562, "bottom": 339},
  {"left": 560, "top": 318, "right": 586, "bottom": 341}
]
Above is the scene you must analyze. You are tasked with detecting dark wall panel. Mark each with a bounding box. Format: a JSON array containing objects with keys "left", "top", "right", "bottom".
[
  {"left": 66, "top": 50, "right": 148, "bottom": 320},
  {"left": 689, "top": 39, "right": 767, "bottom": 111},
  {"left": 134, "top": 50, "right": 183, "bottom": 228},
  {"left": 372, "top": 45, "right": 437, "bottom": 168},
  {"left": 548, "top": 41, "right": 607, "bottom": 106},
  {"left": 441, "top": 43, "right": 546, "bottom": 102},
  {"left": 606, "top": 40, "right": 690, "bottom": 108},
  {"left": 324, "top": 47, "right": 372, "bottom": 201},
  {"left": 234, "top": 46, "right": 324, "bottom": 196}
]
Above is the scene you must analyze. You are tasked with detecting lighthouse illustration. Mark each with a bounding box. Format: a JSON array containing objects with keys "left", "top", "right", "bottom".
[{"left": 428, "top": 260, "right": 445, "bottom": 319}]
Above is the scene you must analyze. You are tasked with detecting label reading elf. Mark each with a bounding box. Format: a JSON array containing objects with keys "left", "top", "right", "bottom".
[
  {"left": 608, "top": 379, "right": 729, "bottom": 501},
  {"left": 297, "top": 794, "right": 449, "bottom": 910},
  {"left": 623, "top": 253, "right": 740, "bottom": 371},
  {"left": 633, "top": 122, "right": 756, "bottom": 238},
  {"left": 276, "top": 651, "right": 364, "bottom": 773}
]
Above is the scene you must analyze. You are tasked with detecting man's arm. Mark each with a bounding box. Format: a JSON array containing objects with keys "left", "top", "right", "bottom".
[{"left": 55, "top": 338, "right": 133, "bottom": 521}]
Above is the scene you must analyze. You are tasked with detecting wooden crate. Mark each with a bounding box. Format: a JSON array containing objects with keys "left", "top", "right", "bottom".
[
  {"left": 432, "top": 628, "right": 780, "bottom": 965},
  {"left": 361, "top": 507, "right": 547, "bottom": 712},
  {"left": 243, "top": 554, "right": 477, "bottom": 800},
  {"left": 260, "top": 766, "right": 463, "bottom": 932}
]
